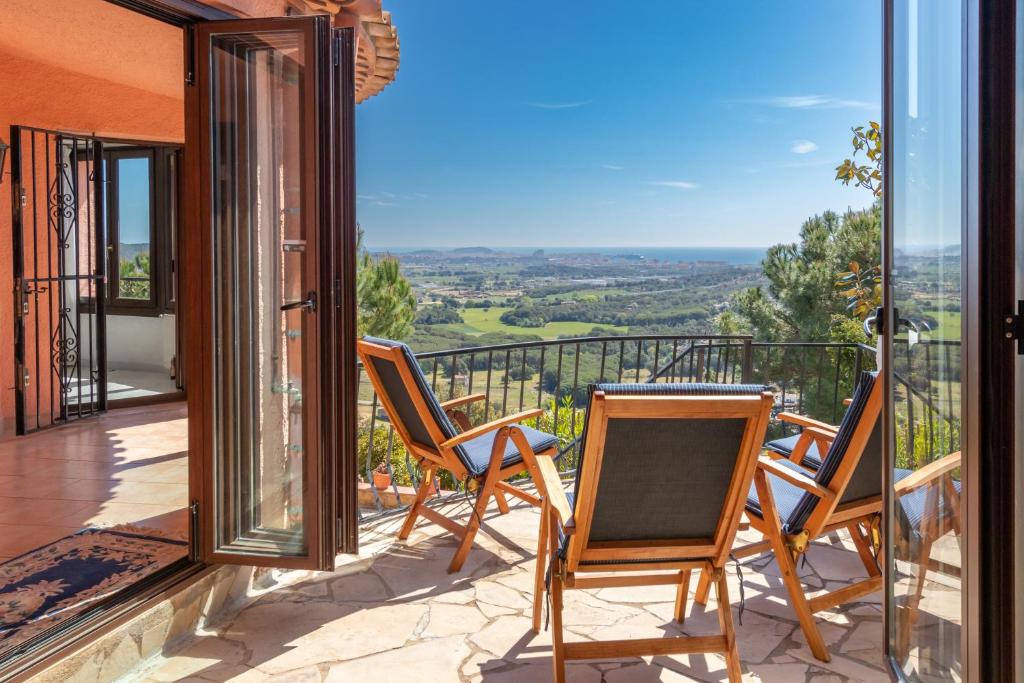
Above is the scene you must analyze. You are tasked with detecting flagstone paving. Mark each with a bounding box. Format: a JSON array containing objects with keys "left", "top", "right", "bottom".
[{"left": 136, "top": 495, "right": 894, "bottom": 682}]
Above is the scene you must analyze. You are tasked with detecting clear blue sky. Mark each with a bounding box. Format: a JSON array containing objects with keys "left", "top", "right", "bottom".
[{"left": 356, "top": 1, "right": 881, "bottom": 250}]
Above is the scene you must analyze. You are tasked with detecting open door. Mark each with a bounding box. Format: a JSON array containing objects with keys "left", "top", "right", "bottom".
[{"left": 186, "top": 15, "right": 353, "bottom": 570}]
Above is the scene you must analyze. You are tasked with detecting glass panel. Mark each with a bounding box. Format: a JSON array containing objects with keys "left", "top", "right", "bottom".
[
  {"left": 116, "top": 156, "right": 152, "bottom": 300},
  {"left": 889, "top": 0, "right": 964, "bottom": 676},
  {"left": 209, "top": 29, "right": 313, "bottom": 557}
]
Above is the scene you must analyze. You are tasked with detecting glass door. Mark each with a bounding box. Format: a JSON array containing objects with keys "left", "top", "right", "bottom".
[
  {"left": 886, "top": 0, "right": 966, "bottom": 677},
  {"left": 188, "top": 16, "right": 341, "bottom": 569}
]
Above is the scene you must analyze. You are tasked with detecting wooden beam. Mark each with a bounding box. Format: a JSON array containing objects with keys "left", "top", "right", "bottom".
[
  {"left": 807, "top": 577, "right": 882, "bottom": 614},
  {"left": 563, "top": 635, "right": 728, "bottom": 660},
  {"left": 418, "top": 506, "right": 467, "bottom": 539}
]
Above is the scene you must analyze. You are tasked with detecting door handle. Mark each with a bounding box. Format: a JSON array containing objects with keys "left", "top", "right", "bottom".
[
  {"left": 863, "top": 307, "right": 927, "bottom": 338},
  {"left": 281, "top": 291, "right": 316, "bottom": 313}
]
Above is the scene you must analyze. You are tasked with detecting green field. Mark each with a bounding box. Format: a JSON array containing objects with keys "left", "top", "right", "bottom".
[
  {"left": 440, "top": 306, "right": 627, "bottom": 340},
  {"left": 927, "top": 310, "right": 962, "bottom": 339}
]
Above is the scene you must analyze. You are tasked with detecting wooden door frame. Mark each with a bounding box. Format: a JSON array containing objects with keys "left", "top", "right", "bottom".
[
  {"left": 330, "top": 28, "right": 359, "bottom": 555},
  {"left": 185, "top": 15, "right": 352, "bottom": 570}
]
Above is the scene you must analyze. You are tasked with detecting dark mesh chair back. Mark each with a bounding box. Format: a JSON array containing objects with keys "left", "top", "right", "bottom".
[
  {"left": 783, "top": 371, "right": 881, "bottom": 534},
  {"left": 361, "top": 336, "right": 460, "bottom": 454},
  {"left": 581, "top": 383, "right": 768, "bottom": 544}
]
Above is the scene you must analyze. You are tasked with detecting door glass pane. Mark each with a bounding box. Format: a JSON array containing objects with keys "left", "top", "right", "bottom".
[
  {"left": 890, "top": 0, "right": 963, "bottom": 676},
  {"left": 209, "top": 29, "right": 314, "bottom": 557},
  {"left": 116, "top": 156, "right": 152, "bottom": 300}
]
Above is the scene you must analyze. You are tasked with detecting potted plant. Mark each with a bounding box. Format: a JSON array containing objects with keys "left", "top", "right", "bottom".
[{"left": 373, "top": 461, "right": 392, "bottom": 490}]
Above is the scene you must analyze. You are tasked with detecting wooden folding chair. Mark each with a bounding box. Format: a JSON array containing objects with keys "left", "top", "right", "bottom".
[
  {"left": 527, "top": 383, "right": 774, "bottom": 683},
  {"left": 357, "top": 337, "right": 560, "bottom": 573},
  {"left": 892, "top": 450, "right": 962, "bottom": 656},
  {"left": 703, "top": 371, "right": 884, "bottom": 663}
]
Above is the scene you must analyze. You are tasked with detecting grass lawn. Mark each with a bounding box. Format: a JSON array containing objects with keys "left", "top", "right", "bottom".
[{"left": 440, "top": 306, "right": 627, "bottom": 340}]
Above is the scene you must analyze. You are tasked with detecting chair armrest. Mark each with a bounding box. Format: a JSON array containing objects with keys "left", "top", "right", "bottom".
[
  {"left": 778, "top": 426, "right": 836, "bottom": 466},
  {"left": 777, "top": 412, "right": 839, "bottom": 433},
  {"left": 440, "top": 393, "right": 487, "bottom": 411},
  {"left": 803, "top": 426, "right": 837, "bottom": 444},
  {"left": 758, "top": 456, "right": 836, "bottom": 502},
  {"left": 894, "top": 451, "right": 962, "bottom": 495},
  {"left": 534, "top": 453, "right": 574, "bottom": 531},
  {"left": 438, "top": 408, "right": 544, "bottom": 449}
]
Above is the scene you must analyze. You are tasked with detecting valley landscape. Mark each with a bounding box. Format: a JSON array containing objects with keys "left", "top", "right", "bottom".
[{"left": 379, "top": 246, "right": 768, "bottom": 352}]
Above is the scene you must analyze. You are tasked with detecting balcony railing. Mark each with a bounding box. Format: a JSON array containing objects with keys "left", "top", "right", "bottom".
[{"left": 356, "top": 334, "right": 958, "bottom": 522}]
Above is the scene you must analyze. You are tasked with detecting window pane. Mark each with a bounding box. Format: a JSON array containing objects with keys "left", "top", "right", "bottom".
[
  {"left": 889, "top": 0, "right": 963, "bottom": 675},
  {"left": 116, "top": 156, "right": 152, "bottom": 300},
  {"left": 210, "top": 29, "right": 312, "bottom": 557}
]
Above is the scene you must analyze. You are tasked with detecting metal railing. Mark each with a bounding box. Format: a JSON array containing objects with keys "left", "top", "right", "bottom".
[
  {"left": 357, "top": 333, "right": 960, "bottom": 523},
  {"left": 357, "top": 334, "right": 753, "bottom": 520}
]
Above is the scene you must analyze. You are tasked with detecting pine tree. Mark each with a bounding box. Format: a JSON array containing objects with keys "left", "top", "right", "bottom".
[
  {"left": 734, "top": 204, "right": 880, "bottom": 343},
  {"left": 356, "top": 227, "right": 417, "bottom": 340}
]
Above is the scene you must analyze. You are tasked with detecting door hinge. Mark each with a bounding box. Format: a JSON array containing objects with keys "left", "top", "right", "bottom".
[
  {"left": 333, "top": 279, "right": 342, "bottom": 308},
  {"left": 333, "top": 31, "right": 341, "bottom": 66},
  {"left": 1004, "top": 301, "right": 1024, "bottom": 354},
  {"left": 13, "top": 278, "right": 25, "bottom": 316}
]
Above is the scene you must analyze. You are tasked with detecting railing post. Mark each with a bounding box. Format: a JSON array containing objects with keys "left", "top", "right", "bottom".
[{"left": 741, "top": 339, "right": 753, "bottom": 383}]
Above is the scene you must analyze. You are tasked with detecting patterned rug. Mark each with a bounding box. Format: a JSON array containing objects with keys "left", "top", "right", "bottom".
[{"left": 0, "top": 525, "right": 187, "bottom": 654}]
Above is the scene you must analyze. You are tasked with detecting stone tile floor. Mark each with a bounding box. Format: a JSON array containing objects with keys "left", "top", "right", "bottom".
[{"left": 138, "top": 494, "right": 903, "bottom": 682}]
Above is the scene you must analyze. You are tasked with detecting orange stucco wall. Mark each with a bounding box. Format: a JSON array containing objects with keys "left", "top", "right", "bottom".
[{"left": 0, "top": 0, "right": 185, "bottom": 435}]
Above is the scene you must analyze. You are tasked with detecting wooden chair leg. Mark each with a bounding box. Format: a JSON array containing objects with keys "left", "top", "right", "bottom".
[
  {"left": 674, "top": 569, "right": 692, "bottom": 623},
  {"left": 494, "top": 488, "right": 511, "bottom": 515},
  {"left": 695, "top": 568, "right": 712, "bottom": 606},
  {"left": 714, "top": 568, "right": 743, "bottom": 683},
  {"left": 533, "top": 502, "right": 550, "bottom": 633},
  {"left": 448, "top": 433, "right": 508, "bottom": 573},
  {"left": 397, "top": 467, "right": 436, "bottom": 540},
  {"left": 901, "top": 534, "right": 935, "bottom": 655},
  {"left": 847, "top": 522, "right": 881, "bottom": 578},
  {"left": 754, "top": 472, "right": 830, "bottom": 662},
  {"left": 774, "top": 538, "right": 829, "bottom": 661},
  {"left": 550, "top": 559, "right": 566, "bottom": 683}
]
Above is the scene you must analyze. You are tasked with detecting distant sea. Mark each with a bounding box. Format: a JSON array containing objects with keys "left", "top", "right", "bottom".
[{"left": 377, "top": 246, "right": 767, "bottom": 266}]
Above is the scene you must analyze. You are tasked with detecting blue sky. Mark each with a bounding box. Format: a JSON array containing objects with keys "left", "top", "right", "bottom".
[
  {"left": 356, "top": 1, "right": 881, "bottom": 249},
  {"left": 117, "top": 157, "right": 151, "bottom": 244}
]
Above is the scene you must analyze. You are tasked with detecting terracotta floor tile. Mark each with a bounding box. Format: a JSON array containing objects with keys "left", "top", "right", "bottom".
[
  {"left": 0, "top": 497, "right": 96, "bottom": 525},
  {"left": 0, "top": 402, "right": 189, "bottom": 553},
  {"left": 44, "top": 479, "right": 188, "bottom": 506},
  {"left": 83, "top": 502, "right": 186, "bottom": 527}
]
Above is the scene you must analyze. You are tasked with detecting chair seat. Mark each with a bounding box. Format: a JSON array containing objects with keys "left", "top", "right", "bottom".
[
  {"left": 896, "top": 471, "right": 961, "bottom": 539},
  {"left": 765, "top": 434, "right": 824, "bottom": 470},
  {"left": 746, "top": 463, "right": 925, "bottom": 534},
  {"left": 458, "top": 425, "right": 560, "bottom": 478}
]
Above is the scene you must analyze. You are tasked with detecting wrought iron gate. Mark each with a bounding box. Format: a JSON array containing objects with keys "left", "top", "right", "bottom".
[{"left": 10, "top": 127, "right": 107, "bottom": 434}]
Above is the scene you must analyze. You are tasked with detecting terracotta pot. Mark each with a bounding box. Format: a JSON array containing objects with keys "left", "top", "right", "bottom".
[{"left": 373, "top": 471, "right": 392, "bottom": 490}]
